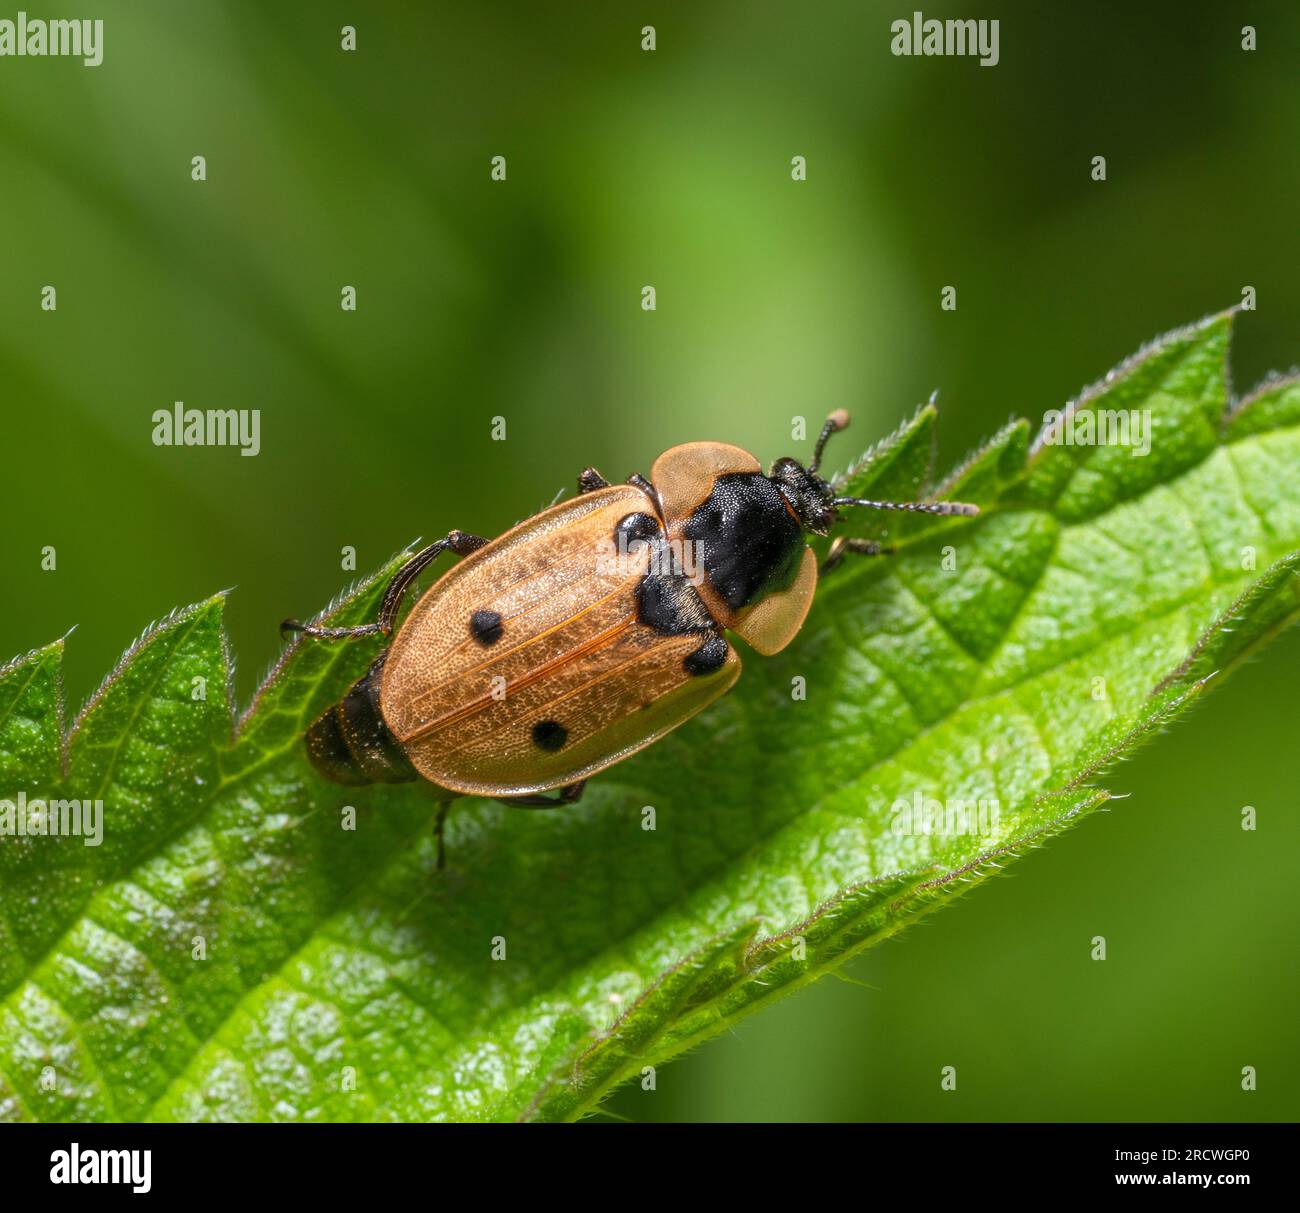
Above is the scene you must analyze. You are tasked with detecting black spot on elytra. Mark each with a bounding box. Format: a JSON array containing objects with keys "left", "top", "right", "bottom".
[
  {"left": 684, "top": 634, "right": 729, "bottom": 676},
  {"left": 616, "top": 511, "right": 661, "bottom": 546},
  {"left": 531, "top": 719, "right": 568, "bottom": 752},
  {"left": 469, "top": 608, "right": 504, "bottom": 646},
  {"left": 638, "top": 563, "right": 716, "bottom": 635}
]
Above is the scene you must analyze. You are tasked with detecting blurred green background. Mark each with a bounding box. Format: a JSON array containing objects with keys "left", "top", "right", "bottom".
[{"left": 1, "top": 1, "right": 1296, "bottom": 1121}]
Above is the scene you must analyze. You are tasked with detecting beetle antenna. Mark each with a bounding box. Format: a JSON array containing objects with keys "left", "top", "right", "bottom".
[
  {"left": 808, "top": 409, "right": 850, "bottom": 475},
  {"left": 832, "top": 496, "right": 980, "bottom": 517}
]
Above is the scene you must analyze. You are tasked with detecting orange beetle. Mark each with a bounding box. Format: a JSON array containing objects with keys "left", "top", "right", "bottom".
[{"left": 283, "top": 411, "right": 977, "bottom": 860}]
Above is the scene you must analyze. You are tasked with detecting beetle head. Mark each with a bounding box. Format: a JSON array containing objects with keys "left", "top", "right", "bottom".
[
  {"left": 769, "top": 408, "right": 851, "bottom": 536},
  {"left": 772, "top": 408, "right": 980, "bottom": 537},
  {"left": 770, "top": 456, "right": 838, "bottom": 535}
]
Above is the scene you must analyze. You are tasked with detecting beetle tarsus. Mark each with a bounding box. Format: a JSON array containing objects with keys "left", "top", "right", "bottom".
[
  {"left": 578, "top": 467, "right": 611, "bottom": 494},
  {"left": 498, "top": 779, "right": 587, "bottom": 808},
  {"left": 821, "top": 537, "right": 897, "bottom": 575}
]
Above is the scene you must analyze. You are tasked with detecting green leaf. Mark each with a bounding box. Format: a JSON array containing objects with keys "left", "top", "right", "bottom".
[{"left": 2, "top": 311, "right": 1297, "bottom": 1123}]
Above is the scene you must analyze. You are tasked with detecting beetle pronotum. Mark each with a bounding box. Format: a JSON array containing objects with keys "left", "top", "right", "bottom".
[{"left": 282, "top": 411, "right": 977, "bottom": 864}]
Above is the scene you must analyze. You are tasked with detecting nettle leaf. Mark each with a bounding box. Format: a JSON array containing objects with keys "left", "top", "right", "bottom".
[{"left": 2, "top": 311, "right": 1298, "bottom": 1122}]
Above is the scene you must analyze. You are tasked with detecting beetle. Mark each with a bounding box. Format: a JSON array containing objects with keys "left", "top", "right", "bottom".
[{"left": 281, "top": 410, "right": 977, "bottom": 863}]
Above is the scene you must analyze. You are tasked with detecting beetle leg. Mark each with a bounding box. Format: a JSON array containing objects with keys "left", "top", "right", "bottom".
[
  {"left": 821, "top": 536, "right": 897, "bottom": 575},
  {"left": 434, "top": 782, "right": 584, "bottom": 869},
  {"left": 281, "top": 529, "right": 489, "bottom": 641},
  {"left": 434, "top": 801, "right": 451, "bottom": 871},
  {"left": 280, "top": 619, "right": 386, "bottom": 640},
  {"left": 497, "top": 779, "right": 587, "bottom": 809},
  {"left": 373, "top": 531, "right": 489, "bottom": 631},
  {"left": 625, "top": 472, "right": 666, "bottom": 517},
  {"left": 578, "top": 467, "right": 611, "bottom": 493}
]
